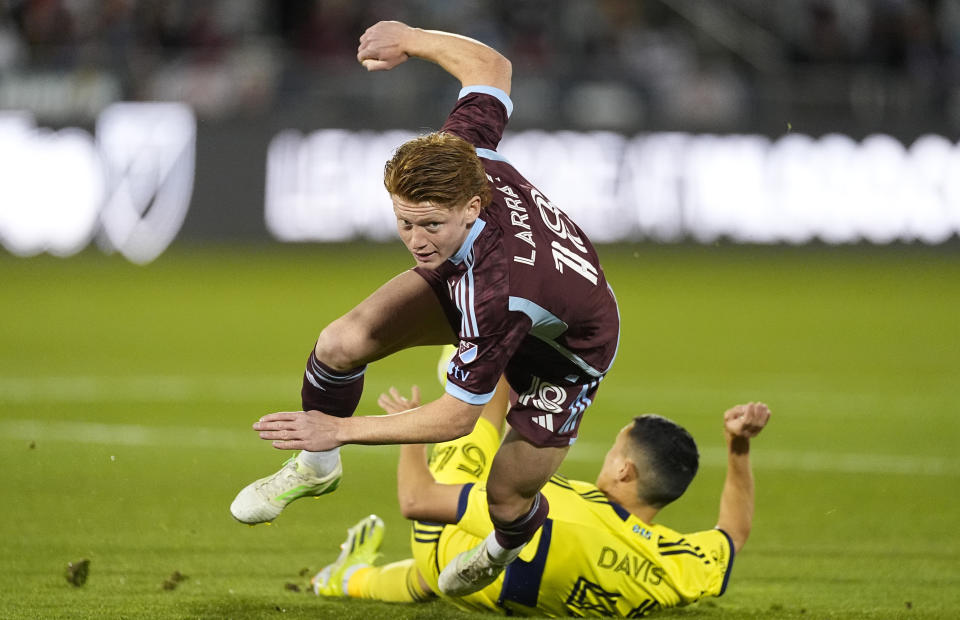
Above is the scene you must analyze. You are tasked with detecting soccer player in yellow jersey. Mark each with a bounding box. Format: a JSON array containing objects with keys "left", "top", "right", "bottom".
[{"left": 313, "top": 347, "right": 771, "bottom": 616}]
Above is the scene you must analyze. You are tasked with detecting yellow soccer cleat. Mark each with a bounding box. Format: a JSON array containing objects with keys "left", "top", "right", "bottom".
[{"left": 312, "top": 514, "right": 385, "bottom": 597}]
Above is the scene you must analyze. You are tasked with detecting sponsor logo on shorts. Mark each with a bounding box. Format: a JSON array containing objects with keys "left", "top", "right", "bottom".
[
  {"left": 532, "top": 414, "right": 555, "bottom": 432},
  {"left": 517, "top": 377, "right": 567, "bottom": 414}
]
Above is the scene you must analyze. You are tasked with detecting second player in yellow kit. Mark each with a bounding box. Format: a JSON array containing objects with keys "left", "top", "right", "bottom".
[
  {"left": 412, "top": 413, "right": 733, "bottom": 616},
  {"left": 314, "top": 344, "right": 769, "bottom": 617}
]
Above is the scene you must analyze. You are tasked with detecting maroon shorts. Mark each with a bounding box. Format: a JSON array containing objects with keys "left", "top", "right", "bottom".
[{"left": 506, "top": 375, "right": 602, "bottom": 448}]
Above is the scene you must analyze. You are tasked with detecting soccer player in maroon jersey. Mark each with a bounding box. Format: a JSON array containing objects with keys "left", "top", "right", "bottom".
[{"left": 231, "top": 20, "right": 620, "bottom": 596}]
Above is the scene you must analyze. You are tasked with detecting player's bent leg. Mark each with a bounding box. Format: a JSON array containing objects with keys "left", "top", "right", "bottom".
[
  {"left": 437, "top": 430, "right": 567, "bottom": 597},
  {"left": 316, "top": 270, "right": 456, "bottom": 370},
  {"left": 303, "top": 271, "right": 454, "bottom": 436},
  {"left": 485, "top": 430, "right": 568, "bottom": 526},
  {"left": 324, "top": 558, "right": 434, "bottom": 603},
  {"left": 232, "top": 272, "right": 454, "bottom": 524},
  {"left": 298, "top": 272, "right": 455, "bottom": 480},
  {"left": 303, "top": 270, "right": 453, "bottom": 484}
]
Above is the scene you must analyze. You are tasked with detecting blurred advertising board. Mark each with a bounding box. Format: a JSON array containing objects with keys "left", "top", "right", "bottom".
[
  {"left": 0, "top": 103, "right": 195, "bottom": 263},
  {"left": 3, "top": 112, "right": 959, "bottom": 264},
  {"left": 267, "top": 129, "right": 960, "bottom": 247}
]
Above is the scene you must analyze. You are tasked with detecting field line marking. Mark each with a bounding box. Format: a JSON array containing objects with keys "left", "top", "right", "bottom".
[
  {"left": 4, "top": 418, "right": 255, "bottom": 448},
  {"left": 2, "top": 374, "right": 950, "bottom": 406},
  {"left": 0, "top": 375, "right": 294, "bottom": 403},
  {"left": 5, "top": 419, "right": 959, "bottom": 477}
]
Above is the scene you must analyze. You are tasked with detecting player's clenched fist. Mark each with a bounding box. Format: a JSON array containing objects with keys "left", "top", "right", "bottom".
[
  {"left": 357, "top": 20, "right": 412, "bottom": 71},
  {"left": 723, "top": 402, "right": 771, "bottom": 439}
]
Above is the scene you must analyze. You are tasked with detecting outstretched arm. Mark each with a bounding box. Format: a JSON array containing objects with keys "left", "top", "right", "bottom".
[
  {"left": 715, "top": 402, "right": 771, "bottom": 552},
  {"left": 254, "top": 393, "right": 483, "bottom": 452},
  {"left": 357, "top": 21, "right": 512, "bottom": 94}
]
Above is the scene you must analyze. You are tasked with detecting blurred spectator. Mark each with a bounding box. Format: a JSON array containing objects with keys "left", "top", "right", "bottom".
[
  {"left": 0, "top": 0, "right": 956, "bottom": 131},
  {"left": 15, "top": 0, "right": 76, "bottom": 67},
  {"left": 0, "top": 8, "right": 25, "bottom": 70}
]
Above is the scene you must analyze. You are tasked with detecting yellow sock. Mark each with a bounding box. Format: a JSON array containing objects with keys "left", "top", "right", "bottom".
[{"left": 346, "top": 559, "right": 432, "bottom": 603}]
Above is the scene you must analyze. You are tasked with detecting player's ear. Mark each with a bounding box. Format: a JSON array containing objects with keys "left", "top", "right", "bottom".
[
  {"left": 618, "top": 458, "right": 639, "bottom": 484},
  {"left": 463, "top": 195, "right": 482, "bottom": 224}
]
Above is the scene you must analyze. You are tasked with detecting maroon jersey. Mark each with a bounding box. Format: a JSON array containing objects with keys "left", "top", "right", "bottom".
[{"left": 415, "top": 86, "right": 620, "bottom": 446}]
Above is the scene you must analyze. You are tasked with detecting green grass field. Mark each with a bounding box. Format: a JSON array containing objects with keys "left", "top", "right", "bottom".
[{"left": 1, "top": 242, "right": 958, "bottom": 619}]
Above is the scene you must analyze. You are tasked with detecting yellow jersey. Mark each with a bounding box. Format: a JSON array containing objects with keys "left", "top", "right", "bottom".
[{"left": 411, "top": 418, "right": 734, "bottom": 617}]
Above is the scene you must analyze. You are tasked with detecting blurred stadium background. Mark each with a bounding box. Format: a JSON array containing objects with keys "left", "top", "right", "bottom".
[
  {"left": 3, "top": 0, "right": 960, "bottom": 258},
  {"left": 2, "top": 1, "right": 959, "bottom": 619}
]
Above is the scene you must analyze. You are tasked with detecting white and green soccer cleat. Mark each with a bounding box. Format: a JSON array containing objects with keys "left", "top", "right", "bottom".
[
  {"left": 312, "top": 514, "right": 385, "bottom": 597},
  {"left": 229, "top": 454, "right": 342, "bottom": 524},
  {"left": 438, "top": 540, "right": 519, "bottom": 597}
]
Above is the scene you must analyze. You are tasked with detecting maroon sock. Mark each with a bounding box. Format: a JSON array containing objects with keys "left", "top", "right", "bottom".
[
  {"left": 301, "top": 350, "right": 366, "bottom": 418},
  {"left": 492, "top": 492, "right": 550, "bottom": 549}
]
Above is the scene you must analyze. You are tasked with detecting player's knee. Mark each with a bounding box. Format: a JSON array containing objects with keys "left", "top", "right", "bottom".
[{"left": 314, "top": 321, "right": 366, "bottom": 371}]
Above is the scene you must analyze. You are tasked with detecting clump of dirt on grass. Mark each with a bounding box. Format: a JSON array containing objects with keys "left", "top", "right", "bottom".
[
  {"left": 65, "top": 559, "right": 90, "bottom": 586},
  {"left": 286, "top": 567, "right": 313, "bottom": 594},
  {"left": 162, "top": 570, "right": 189, "bottom": 590}
]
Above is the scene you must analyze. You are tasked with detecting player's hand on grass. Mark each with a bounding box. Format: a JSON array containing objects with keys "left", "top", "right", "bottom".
[
  {"left": 377, "top": 385, "right": 421, "bottom": 414},
  {"left": 358, "top": 21, "right": 412, "bottom": 71},
  {"left": 723, "top": 402, "right": 770, "bottom": 440},
  {"left": 254, "top": 410, "right": 343, "bottom": 452}
]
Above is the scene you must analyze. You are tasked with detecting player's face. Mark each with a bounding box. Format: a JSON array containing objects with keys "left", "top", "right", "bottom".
[
  {"left": 392, "top": 195, "right": 481, "bottom": 269},
  {"left": 596, "top": 423, "right": 633, "bottom": 492}
]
